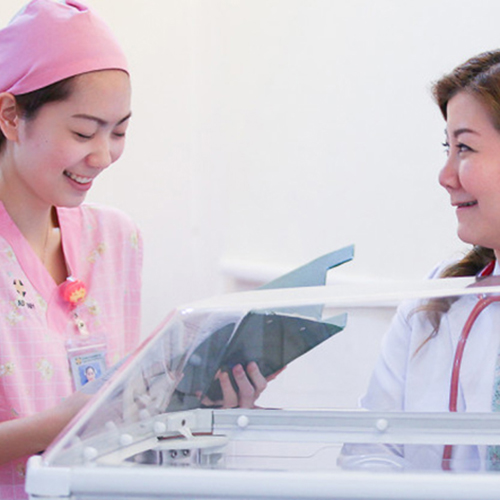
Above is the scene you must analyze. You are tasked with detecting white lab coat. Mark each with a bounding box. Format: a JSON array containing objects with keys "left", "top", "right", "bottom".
[{"left": 344, "top": 263, "right": 500, "bottom": 471}]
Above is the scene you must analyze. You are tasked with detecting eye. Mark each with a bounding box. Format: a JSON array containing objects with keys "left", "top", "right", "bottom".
[
  {"left": 112, "top": 123, "right": 129, "bottom": 139},
  {"left": 456, "top": 142, "right": 473, "bottom": 154},
  {"left": 73, "top": 131, "right": 94, "bottom": 140},
  {"left": 442, "top": 141, "right": 450, "bottom": 155}
]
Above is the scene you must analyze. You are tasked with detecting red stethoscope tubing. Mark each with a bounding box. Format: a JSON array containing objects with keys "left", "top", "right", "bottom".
[
  {"left": 441, "top": 260, "right": 500, "bottom": 470},
  {"left": 442, "top": 295, "right": 500, "bottom": 470}
]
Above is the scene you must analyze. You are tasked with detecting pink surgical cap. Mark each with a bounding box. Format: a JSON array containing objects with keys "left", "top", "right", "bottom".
[{"left": 0, "top": 0, "right": 128, "bottom": 95}]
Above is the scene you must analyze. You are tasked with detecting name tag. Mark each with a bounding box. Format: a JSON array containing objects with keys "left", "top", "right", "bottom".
[{"left": 66, "top": 312, "right": 107, "bottom": 391}]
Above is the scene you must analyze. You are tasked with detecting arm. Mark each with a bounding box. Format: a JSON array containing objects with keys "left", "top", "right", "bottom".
[
  {"left": 0, "top": 390, "right": 90, "bottom": 466},
  {"left": 338, "top": 303, "right": 415, "bottom": 470},
  {"left": 360, "top": 303, "right": 414, "bottom": 412}
]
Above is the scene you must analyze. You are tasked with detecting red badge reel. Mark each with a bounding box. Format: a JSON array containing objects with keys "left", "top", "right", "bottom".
[{"left": 60, "top": 276, "right": 87, "bottom": 307}]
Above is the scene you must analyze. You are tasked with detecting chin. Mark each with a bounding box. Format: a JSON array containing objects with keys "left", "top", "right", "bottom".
[
  {"left": 456, "top": 225, "right": 483, "bottom": 246},
  {"left": 56, "top": 196, "right": 88, "bottom": 208},
  {"left": 457, "top": 232, "right": 498, "bottom": 251},
  {"left": 456, "top": 232, "right": 475, "bottom": 246}
]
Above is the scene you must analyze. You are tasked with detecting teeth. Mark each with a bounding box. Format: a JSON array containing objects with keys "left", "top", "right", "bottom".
[{"left": 64, "top": 171, "right": 92, "bottom": 184}]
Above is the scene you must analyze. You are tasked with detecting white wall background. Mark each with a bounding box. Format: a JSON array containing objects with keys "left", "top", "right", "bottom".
[{"left": 2, "top": 2, "right": 497, "bottom": 396}]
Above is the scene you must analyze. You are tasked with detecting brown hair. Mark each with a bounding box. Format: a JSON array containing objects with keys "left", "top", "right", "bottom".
[
  {"left": 0, "top": 77, "right": 74, "bottom": 153},
  {"left": 433, "top": 50, "right": 500, "bottom": 127},
  {"left": 418, "top": 247, "right": 494, "bottom": 341}
]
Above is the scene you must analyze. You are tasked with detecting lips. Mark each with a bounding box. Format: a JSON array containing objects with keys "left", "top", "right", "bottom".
[
  {"left": 453, "top": 200, "right": 478, "bottom": 208},
  {"left": 64, "top": 171, "right": 93, "bottom": 185}
]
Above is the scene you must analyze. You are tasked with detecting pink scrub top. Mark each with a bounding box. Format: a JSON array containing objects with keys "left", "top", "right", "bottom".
[{"left": 0, "top": 201, "right": 143, "bottom": 499}]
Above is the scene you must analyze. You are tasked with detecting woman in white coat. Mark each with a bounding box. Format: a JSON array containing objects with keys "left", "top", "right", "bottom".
[{"left": 343, "top": 50, "right": 500, "bottom": 472}]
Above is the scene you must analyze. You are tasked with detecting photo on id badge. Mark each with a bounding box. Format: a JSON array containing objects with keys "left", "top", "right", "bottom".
[{"left": 69, "top": 351, "right": 107, "bottom": 390}]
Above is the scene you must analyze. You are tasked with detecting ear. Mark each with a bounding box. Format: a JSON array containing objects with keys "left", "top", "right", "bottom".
[{"left": 0, "top": 92, "right": 20, "bottom": 141}]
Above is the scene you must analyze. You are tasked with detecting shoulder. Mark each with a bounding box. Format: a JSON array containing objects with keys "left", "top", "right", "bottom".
[
  {"left": 383, "top": 259, "right": 462, "bottom": 341},
  {"left": 60, "top": 203, "right": 140, "bottom": 236},
  {"left": 388, "top": 258, "right": 461, "bottom": 319},
  {"left": 58, "top": 203, "right": 142, "bottom": 258},
  {"left": 425, "top": 257, "right": 461, "bottom": 280},
  {"left": 79, "top": 203, "right": 138, "bottom": 228}
]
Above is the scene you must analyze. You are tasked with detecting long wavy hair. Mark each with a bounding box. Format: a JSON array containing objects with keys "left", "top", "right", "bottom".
[{"left": 420, "top": 247, "right": 494, "bottom": 340}]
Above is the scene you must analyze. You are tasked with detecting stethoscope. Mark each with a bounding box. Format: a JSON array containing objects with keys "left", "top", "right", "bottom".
[{"left": 442, "top": 260, "right": 500, "bottom": 470}]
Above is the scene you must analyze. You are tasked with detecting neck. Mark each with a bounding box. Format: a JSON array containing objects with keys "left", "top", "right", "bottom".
[
  {"left": 1, "top": 198, "right": 56, "bottom": 254},
  {"left": 494, "top": 252, "right": 500, "bottom": 268},
  {"left": 0, "top": 155, "right": 56, "bottom": 253},
  {"left": 11, "top": 203, "right": 67, "bottom": 284},
  {"left": 0, "top": 153, "right": 69, "bottom": 285},
  {"left": 0, "top": 183, "right": 68, "bottom": 285}
]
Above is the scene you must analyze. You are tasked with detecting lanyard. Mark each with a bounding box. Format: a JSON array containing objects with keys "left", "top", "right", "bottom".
[{"left": 442, "top": 260, "right": 500, "bottom": 470}]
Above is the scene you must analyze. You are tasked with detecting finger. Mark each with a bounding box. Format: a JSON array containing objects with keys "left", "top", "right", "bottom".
[
  {"left": 198, "top": 391, "right": 219, "bottom": 408},
  {"left": 219, "top": 370, "right": 239, "bottom": 408},
  {"left": 246, "top": 361, "right": 268, "bottom": 395},
  {"left": 232, "top": 363, "right": 261, "bottom": 408}
]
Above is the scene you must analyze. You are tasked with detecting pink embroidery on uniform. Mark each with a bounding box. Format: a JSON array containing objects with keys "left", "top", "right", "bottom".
[
  {"left": 0, "top": 362, "right": 14, "bottom": 376},
  {"left": 6, "top": 309, "right": 23, "bottom": 325},
  {"left": 36, "top": 358, "right": 54, "bottom": 381},
  {"left": 130, "top": 231, "right": 139, "bottom": 249},
  {"left": 87, "top": 243, "right": 106, "bottom": 263}
]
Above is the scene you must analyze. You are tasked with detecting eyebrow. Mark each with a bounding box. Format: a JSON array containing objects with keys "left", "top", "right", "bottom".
[
  {"left": 452, "top": 127, "right": 479, "bottom": 138},
  {"left": 71, "top": 112, "right": 132, "bottom": 126}
]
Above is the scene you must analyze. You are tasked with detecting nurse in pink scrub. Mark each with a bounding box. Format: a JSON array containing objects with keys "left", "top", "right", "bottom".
[{"left": 0, "top": 2, "right": 266, "bottom": 498}]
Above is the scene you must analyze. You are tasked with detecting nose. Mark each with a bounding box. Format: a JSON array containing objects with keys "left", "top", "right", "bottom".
[
  {"left": 438, "top": 154, "right": 460, "bottom": 192},
  {"left": 86, "top": 137, "right": 114, "bottom": 170}
]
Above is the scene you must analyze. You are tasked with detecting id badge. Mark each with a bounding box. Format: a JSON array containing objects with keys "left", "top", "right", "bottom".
[{"left": 66, "top": 312, "right": 108, "bottom": 391}]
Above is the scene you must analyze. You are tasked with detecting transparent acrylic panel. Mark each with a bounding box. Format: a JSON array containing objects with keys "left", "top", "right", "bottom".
[{"left": 25, "top": 275, "right": 500, "bottom": 499}]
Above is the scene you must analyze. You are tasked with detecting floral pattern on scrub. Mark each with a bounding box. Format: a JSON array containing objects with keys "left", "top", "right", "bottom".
[{"left": 0, "top": 201, "right": 143, "bottom": 500}]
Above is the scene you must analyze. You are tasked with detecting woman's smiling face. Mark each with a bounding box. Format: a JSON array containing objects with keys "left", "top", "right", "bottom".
[
  {"left": 439, "top": 90, "right": 500, "bottom": 255},
  {"left": 8, "top": 69, "right": 131, "bottom": 210}
]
